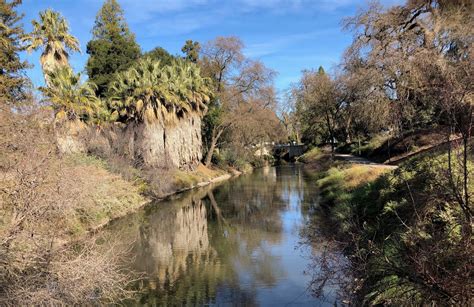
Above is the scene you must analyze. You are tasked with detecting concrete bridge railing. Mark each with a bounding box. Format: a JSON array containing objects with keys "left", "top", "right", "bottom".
[{"left": 272, "top": 144, "right": 306, "bottom": 160}]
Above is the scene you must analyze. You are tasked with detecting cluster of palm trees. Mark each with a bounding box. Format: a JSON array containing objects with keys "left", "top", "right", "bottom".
[
  {"left": 39, "top": 67, "right": 110, "bottom": 124},
  {"left": 26, "top": 9, "right": 213, "bottom": 126},
  {"left": 108, "top": 58, "right": 212, "bottom": 124}
]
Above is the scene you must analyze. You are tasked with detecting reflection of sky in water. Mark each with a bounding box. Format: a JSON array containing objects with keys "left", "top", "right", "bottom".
[
  {"left": 118, "top": 165, "right": 344, "bottom": 306},
  {"left": 249, "top": 181, "right": 321, "bottom": 305},
  {"left": 211, "top": 166, "right": 337, "bottom": 306}
]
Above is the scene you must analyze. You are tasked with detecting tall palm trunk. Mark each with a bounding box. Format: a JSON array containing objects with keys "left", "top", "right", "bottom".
[{"left": 40, "top": 48, "right": 69, "bottom": 85}]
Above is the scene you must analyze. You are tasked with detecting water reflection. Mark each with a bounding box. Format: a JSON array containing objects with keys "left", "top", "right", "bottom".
[{"left": 110, "top": 165, "right": 345, "bottom": 306}]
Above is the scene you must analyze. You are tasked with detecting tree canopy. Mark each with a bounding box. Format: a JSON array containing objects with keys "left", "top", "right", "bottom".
[
  {"left": 142, "top": 46, "right": 176, "bottom": 67},
  {"left": 181, "top": 40, "right": 200, "bottom": 63},
  {"left": 294, "top": 67, "right": 341, "bottom": 152},
  {"left": 289, "top": 0, "right": 473, "bottom": 149},
  {"left": 85, "top": 0, "right": 141, "bottom": 97},
  {"left": 25, "top": 9, "right": 79, "bottom": 84},
  {"left": 198, "top": 36, "right": 281, "bottom": 166},
  {"left": 108, "top": 58, "right": 212, "bottom": 124},
  {"left": 0, "top": 0, "right": 30, "bottom": 106}
]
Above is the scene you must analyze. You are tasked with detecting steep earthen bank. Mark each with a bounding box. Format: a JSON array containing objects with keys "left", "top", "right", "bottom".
[
  {"left": 51, "top": 106, "right": 239, "bottom": 240},
  {"left": 56, "top": 112, "right": 204, "bottom": 171},
  {"left": 85, "top": 164, "right": 235, "bottom": 236}
]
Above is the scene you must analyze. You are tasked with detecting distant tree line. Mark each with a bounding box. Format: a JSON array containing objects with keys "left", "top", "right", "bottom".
[
  {"left": 288, "top": 0, "right": 472, "bottom": 157},
  {"left": 15, "top": 0, "right": 284, "bottom": 169},
  {"left": 287, "top": 1, "right": 472, "bottom": 304}
]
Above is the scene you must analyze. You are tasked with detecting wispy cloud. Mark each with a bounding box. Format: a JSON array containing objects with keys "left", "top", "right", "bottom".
[
  {"left": 117, "top": 0, "right": 368, "bottom": 38},
  {"left": 244, "top": 28, "right": 340, "bottom": 58},
  {"left": 118, "top": 0, "right": 364, "bottom": 25},
  {"left": 140, "top": 10, "right": 223, "bottom": 37},
  {"left": 235, "top": 0, "right": 364, "bottom": 13},
  {"left": 118, "top": 0, "right": 210, "bottom": 22}
]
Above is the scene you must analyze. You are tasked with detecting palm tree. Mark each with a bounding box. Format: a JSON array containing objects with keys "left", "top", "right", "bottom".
[
  {"left": 40, "top": 66, "right": 110, "bottom": 124},
  {"left": 108, "top": 58, "right": 212, "bottom": 124},
  {"left": 25, "top": 9, "right": 80, "bottom": 84}
]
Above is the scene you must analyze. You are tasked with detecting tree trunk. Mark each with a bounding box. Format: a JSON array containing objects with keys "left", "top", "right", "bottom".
[
  {"left": 330, "top": 137, "right": 335, "bottom": 156},
  {"left": 207, "top": 191, "right": 227, "bottom": 226},
  {"left": 204, "top": 135, "right": 217, "bottom": 167},
  {"left": 345, "top": 114, "right": 352, "bottom": 143},
  {"left": 358, "top": 137, "right": 361, "bottom": 156},
  {"left": 204, "top": 127, "right": 224, "bottom": 167},
  {"left": 325, "top": 112, "right": 335, "bottom": 157},
  {"left": 462, "top": 135, "right": 470, "bottom": 214}
]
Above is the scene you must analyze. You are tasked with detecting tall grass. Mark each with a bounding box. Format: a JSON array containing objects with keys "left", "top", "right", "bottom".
[{"left": 313, "top": 153, "right": 472, "bottom": 305}]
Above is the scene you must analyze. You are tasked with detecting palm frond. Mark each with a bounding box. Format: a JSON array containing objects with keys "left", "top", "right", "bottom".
[
  {"left": 108, "top": 57, "right": 214, "bottom": 123},
  {"left": 40, "top": 66, "right": 110, "bottom": 124},
  {"left": 25, "top": 9, "right": 80, "bottom": 81}
]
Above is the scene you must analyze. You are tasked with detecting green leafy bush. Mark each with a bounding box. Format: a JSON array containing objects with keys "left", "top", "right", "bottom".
[{"left": 316, "top": 153, "right": 472, "bottom": 304}]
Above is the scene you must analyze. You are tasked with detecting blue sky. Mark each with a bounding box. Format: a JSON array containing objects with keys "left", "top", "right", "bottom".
[{"left": 19, "top": 0, "right": 402, "bottom": 92}]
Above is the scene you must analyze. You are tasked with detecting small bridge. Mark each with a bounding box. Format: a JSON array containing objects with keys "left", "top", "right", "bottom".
[{"left": 273, "top": 143, "right": 306, "bottom": 160}]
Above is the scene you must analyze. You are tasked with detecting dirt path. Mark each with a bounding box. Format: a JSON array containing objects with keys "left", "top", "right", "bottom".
[{"left": 335, "top": 154, "right": 398, "bottom": 170}]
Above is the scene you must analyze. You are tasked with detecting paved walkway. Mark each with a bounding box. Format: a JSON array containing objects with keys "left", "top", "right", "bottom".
[{"left": 334, "top": 154, "right": 398, "bottom": 170}]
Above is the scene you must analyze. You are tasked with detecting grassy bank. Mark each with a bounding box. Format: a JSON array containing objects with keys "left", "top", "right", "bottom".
[
  {"left": 298, "top": 147, "right": 334, "bottom": 172},
  {"left": 309, "top": 149, "right": 472, "bottom": 305},
  {"left": 0, "top": 113, "right": 235, "bottom": 305},
  {"left": 57, "top": 154, "right": 147, "bottom": 238},
  {"left": 315, "top": 164, "right": 389, "bottom": 234},
  {"left": 57, "top": 154, "right": 230, "bottom": 238},
  {"left": 59, "top": 153, "right": 233, "bottom": 239},
  {"left": 339, "top": 128, "right": 455, "bottom": 164}
]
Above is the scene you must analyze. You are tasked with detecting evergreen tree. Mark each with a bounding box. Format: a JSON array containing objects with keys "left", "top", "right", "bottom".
[
  {"left": 317, "top": 65, "right": 325, "bottom": 75},
  {"left": 181, "top": 39, "right": 200, "bottom": 63},
  {"left": 143, "top": 46, "right": 175, "bottom": 67},
  {"left": 0, "top": 0, "right": 29, "bottom": 106},
  {"left": 85, "top": 0, "right": 140, "bottom": 97}
]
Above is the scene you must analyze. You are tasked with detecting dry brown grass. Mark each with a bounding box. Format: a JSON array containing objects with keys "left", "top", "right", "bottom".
[
  {"left": 342, "top": 165, "right": 389, "bottom": 189},
  {"left": 0, "top": 108, "right": 141, "bottom": 305},
  {"left": 3, "top": 237, "right": 134, "bottom": 306},
  {"left": 195, "top": 163, "right": 226, "bottom": 178},
  {"left": 61, "top": 154, "right": 146, "bottom": 237},
  {"left": 170, "top": 164, "right": 229, "bottom": 192}
]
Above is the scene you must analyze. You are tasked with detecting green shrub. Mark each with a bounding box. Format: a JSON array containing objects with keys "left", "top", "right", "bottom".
[
  {"left": 350, "top": 134, "right": 391, "bottom": 157},
  {"left": 214, "top": 148, "right": 253, "bottom": 171},
  {"left": 316, "top": 152, "right": 472, "bottom": 304},
  {"left": 298, "top": 147, "right": 322, "bottom": 163}
]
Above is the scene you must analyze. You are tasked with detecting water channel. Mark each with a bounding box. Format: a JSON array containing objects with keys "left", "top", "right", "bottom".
[{"left": 108, "top": 165, "right": 346, "bottom": 306}]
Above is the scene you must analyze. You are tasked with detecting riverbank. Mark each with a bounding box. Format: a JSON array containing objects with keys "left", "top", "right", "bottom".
[
  {"left": 105, "top": 163, "right": 342, "bottom": 306},
  {"left": 301, "top": 146, "right": 472, "bottom": 305},
  {"left": 0, "top": 113, "right": 244, "bottom": 306},
  {"left": 67, "top": 154, "right": 240, "bottom": 239}
]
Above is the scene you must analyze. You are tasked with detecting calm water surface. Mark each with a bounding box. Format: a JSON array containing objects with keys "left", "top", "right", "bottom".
[{"left": 111, "top": 165, "right": 345, "bottom": 306}]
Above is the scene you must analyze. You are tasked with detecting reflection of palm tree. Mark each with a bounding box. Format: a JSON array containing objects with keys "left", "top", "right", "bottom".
[
  {"left": 108, "top": 165, "right": 317, "bottom": 305},
  {"left": 205, "top": 175, "right": 291, "bottom": 287},
  {"left": 142, "top": 199, "right": 210, "bottom": 284},
  {"left": 118, "top": 190, "right": 232, "bottom": 305}
]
